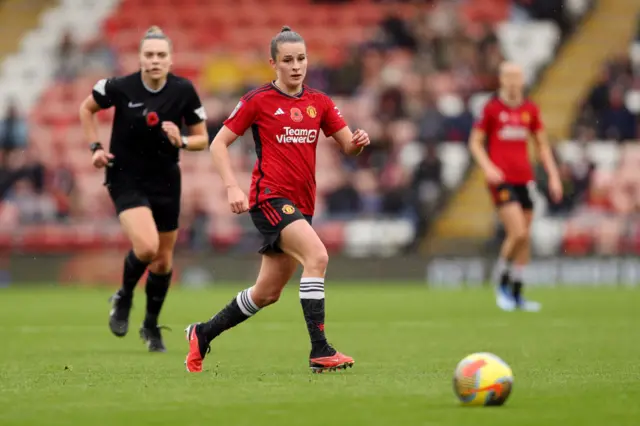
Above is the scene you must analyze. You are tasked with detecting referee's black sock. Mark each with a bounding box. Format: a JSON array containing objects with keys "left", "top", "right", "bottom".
[
  {"left": 202, "top": 288, "right": 260, "bottom": 341},
  {"left": 299, "top": 277, "right": 333, "bottom": 356},
  {"left": 144, "top": 270, "right": 172, "bottom": 329},
  {"left": 121, "top": 250, "right": 150, "bottom": 297}
]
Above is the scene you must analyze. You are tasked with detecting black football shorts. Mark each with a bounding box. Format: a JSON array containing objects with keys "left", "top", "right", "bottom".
[
  {"left": 489, "top": 183, "right": 534, "bottom": 211},
  {"left": 105, "top": 164, "right": 181, "bottom": 233},
  {"left": 250, "top": 197, "right": 311, "bottom": 254}
]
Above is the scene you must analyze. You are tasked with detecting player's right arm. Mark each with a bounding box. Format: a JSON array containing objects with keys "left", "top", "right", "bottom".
[
  {"left": 79, "top": 78, "right": 116, "bottom": 168},
  {"left": 469, "top": 104, "right": 504, "bottom": 185},
  {"left": 210, "top": 98, "right": 257, "bottom": 214}
]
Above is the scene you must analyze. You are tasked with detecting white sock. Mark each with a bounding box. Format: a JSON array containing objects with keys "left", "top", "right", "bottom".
[
  {"left": 495, "top": 257, "right": 511, "bottom": 276},
  {"left": 511, "top": 265, "right": 525, "bottom": 283},
  {"left": 300, "top": 277, "right": 325, "bottom": 300},
  {"left": 236, "top": 287, "right": 260, "bottom": 317}
]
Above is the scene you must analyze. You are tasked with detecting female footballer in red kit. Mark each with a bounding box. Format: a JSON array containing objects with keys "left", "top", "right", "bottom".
[
  {"left": 470, "top": 62, "right": 563, "bottom": 312},
  {"left": 184, "top": 26, "right": 371, "bottom": 373}
]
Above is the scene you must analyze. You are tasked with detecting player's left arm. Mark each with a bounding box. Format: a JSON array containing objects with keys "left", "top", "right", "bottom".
[
  {"left": 169, "top": 81, "right": 209, "bottom": 151},
  {"left": 321, "top": 96, "right": 369, "bottom": 156},
  {"left": 331, "top": 127, "right": 370, "bottom": 156},
  {"left": 530, "top": 107, "right": 563, "bottom": 202}
]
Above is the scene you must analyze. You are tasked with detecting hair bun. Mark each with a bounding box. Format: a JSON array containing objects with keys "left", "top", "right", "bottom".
[
  {"left": 146, "top": 25, "right": 164, "bottom": 36},
  {"left": 280, "top": 25, "right": 292, "bottom": 33}
]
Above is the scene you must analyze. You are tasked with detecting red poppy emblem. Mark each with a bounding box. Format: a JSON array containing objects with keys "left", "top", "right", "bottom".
[
  {"left": 146, "top": 111, "right": 160, "bottom": 126},
  {"left": 290, "top": 108, "right": 303, "bottom": 123}
]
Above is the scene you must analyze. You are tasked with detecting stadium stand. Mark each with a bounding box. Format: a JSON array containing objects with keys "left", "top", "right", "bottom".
[
  {"left": 538, "top": 14, "right": 640, "bottom": 256},
  {"left": 0, "top": 0, "right": 600, "bottom": 256},
  {"left": 428, "top": 0, "right": 640, "bottom": 254}
]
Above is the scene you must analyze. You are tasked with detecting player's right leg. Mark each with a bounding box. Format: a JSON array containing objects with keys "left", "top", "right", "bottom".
[
  {"left": 494, "top": 198, "right": 528, "bottom": 312},
  {"left": 108, "top": 205, "right": 159, "bottom": 337},
  {"left": 185, "top": 253, "right": 298, "bottom": 373}
]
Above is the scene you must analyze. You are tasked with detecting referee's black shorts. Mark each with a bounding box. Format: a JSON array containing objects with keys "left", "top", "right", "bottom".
[
  {"left": 104, "top": 164, "right": 181, "bottom": 233},
  {"left": 250, "top": 197, "right": 311, "bottom": 254}
]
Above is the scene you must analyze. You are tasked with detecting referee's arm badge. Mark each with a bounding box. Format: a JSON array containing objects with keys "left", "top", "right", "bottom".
[{"left": 194, "top": 106, "right": 207, "bottom": 121}]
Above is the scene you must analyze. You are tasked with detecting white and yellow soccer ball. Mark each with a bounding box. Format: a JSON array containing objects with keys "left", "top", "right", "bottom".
[{"left": 453, "top": 352, "right": 514, "bottom": 406}]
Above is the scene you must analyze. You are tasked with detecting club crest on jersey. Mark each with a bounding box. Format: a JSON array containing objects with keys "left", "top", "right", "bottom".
[
  {"left": 290, "top": 107, "right": 303, "bottom": 123},
  {"left": 146, "top": 111, "right": 159, "bottom": 127},
  {"left": 306, "top": 105, "right": 317, "bottom": 118},
  {"left": 282, "top": 204, "right": 295, "bottom": 215},
  {"left": 521, "top": 111, "right": 530, "bottom": 124}
]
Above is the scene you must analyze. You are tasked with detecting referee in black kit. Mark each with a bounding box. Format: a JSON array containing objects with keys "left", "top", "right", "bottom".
[{"left": 78, "top": 26, "right": 208, "bottom": 352}]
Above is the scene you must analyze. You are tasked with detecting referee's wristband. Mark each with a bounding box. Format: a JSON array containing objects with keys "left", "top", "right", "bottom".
[{"left": 89, "top": 142, "right": 103, "bottom": 153}]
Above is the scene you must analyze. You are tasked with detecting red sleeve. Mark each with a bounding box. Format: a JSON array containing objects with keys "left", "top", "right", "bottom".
[
  {"left": 474, "top": 102, "right": 492, "bottom": 132},
  {"left": 320, "top": 95, "right": 347, "bottom": 137},
  {"left": 223, "top": 97, "right": 257, "bottom": 136},
  {"left": 530, "top": 104, "right": 544, "bottom": 132}
]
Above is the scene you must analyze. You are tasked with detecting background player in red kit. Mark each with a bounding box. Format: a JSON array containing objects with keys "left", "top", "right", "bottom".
[
  {"left": 184, "top": 26, "right": 370, "bottom": 373},
  {"left": 469, "top": 62, "right": 563, "bottom": 312}
]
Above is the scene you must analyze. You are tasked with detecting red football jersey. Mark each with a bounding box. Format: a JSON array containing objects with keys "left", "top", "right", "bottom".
[
  {"left": 474, "top": 96, "right": 543, "bottom": 184},
  {"left": 223, "top": 83, "right": 347, "bottom": 216}
]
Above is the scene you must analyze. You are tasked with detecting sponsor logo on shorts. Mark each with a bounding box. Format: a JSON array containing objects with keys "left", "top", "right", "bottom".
[
  {"left": 282, "top": 204, "right": 295, "bottom": 215},
  {"left": 290, "top": 107, "right": 303, "bottom": 123}
]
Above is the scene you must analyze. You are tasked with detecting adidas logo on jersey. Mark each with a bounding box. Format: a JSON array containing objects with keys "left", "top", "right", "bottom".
[
  {"left": 276, "top": 127, "right": 318, "bottom": 144},
  {"left": 274, "top": 108, "right": 285, "bottom": 116}
]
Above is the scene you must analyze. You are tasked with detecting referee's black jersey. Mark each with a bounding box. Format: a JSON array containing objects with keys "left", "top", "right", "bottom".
[{"left": 92, "top": 71, "right": 206, "bottom": 174}]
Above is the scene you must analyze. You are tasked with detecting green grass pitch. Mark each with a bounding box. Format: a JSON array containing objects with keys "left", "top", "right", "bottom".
[{"left": 0, "top": 284, "right": 638, "bottom": 425}]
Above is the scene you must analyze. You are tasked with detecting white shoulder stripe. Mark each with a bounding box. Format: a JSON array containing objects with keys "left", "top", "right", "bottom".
[{"left": 93, "top": 79, "right": 107, "bottom": 96}]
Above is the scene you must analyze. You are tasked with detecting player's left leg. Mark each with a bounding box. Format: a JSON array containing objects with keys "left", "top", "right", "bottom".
[
  {"left": 279, "top": 219, "right": 354, "bottom": 373},
  {"left": 138, "top": 230, "right": 177, "bottom": 352},
  {"left": 138, "top": 184, "right": 181, "bottom": 352},
  {"left": 511, "top": 209, "right": 541, "bottom": 311}
]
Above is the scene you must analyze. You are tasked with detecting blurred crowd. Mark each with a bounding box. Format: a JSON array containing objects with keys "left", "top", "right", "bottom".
[
  {"left": 0, "top": 1, "right": 506, "bottom": 239},
  {"left": 0, "top": 29, "right": 118, "bottom": 228},
  {"left": 522, "top": 14, "right": 640, "bottom": 255},
  {"left": 0, "top": 0, "right": 599, "bottom": 253},
  {"left": 199, "top": 1, "right": 511, "bottom": 245}
]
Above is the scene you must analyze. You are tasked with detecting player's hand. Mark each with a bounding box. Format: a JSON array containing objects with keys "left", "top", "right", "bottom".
[
  {"left": 227, "top": 185, "right": 249, "bottom": 214},
  {"left": 351, "top": 129, "right": 370, "bottom": 147},
  {"left": 92, "top": 150, "right": 114, "bottom": 169},
  {"left": 484, "top": 165, "right": 505, "bottom": 185},
  {"left": 162, "top": 121, "right": 182, "bottom": 147},
  {"left": 548, "top": 176, "right": 563, "bottom": 203}
]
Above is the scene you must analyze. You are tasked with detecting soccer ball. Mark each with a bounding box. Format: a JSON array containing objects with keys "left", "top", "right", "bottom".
[{"left": 453, "top": 352, "right": 513, "bottom": 406}]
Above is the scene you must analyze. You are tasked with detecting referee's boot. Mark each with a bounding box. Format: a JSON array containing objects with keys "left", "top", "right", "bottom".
[
  {"left": 140, "top": 324, "right": 170, "bottom": 353},
  {"left": 108, "top": 289, "right": 133, "bottom": 337},
  {"left": 309, "top": 342, "right": 354, "bottom": 373}
]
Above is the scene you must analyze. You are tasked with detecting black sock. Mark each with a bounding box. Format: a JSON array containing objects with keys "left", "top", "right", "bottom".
[
  {"left": 144, "top": 270, "right": 172, "bottom": 328},
  {"left": 300, "top": 278, "right": 333, "bottom": 355},
  {"left": 202, "top": 288, "right": 260, "bottom": 341},
  {"left": 499, "top": 272, "right": 511, "bottom": 292},
  {"left": 121, "top": 250, "right": 149, "bottom": 297},
  {"left": 511, "top": 265, "right": 525, "bottom": 303},
  {"left": 512, "top": 281, "right": 523, "bottom": 304}
]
